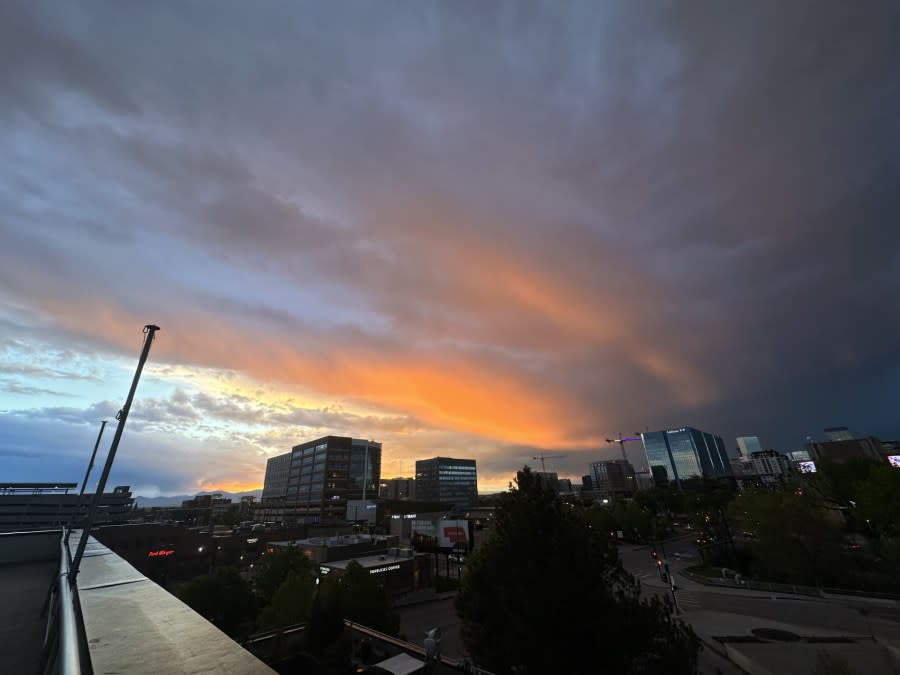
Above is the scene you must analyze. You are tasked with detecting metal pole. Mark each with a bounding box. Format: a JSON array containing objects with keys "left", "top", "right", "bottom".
[
  {"left": 65, "top": 421, "right": 107, "bottom": 545},
  {"left": 71, "top": 325, "right": 159, "bottom": 579},
  {"left": 362, "top": 443, "right": 369, "bottom": 502}
]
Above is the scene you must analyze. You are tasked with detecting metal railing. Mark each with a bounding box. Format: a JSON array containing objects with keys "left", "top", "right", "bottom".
[{"left": 39, "top": 528, "right": 89, "bottom": 675}]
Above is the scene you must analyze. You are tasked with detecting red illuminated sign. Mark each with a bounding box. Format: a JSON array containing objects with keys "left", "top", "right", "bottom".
[
  {"left": 148, "top": 549, "right": 175, "bottom": 558},
  {"left": 443, "top": 526, "right": 466, "bottom": 544}
]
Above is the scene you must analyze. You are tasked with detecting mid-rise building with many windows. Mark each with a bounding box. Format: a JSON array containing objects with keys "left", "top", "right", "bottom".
[
  {"left": 259, "top": 436, "right": 381, "bottom": 523},
  {"left": 590, "top": 459, "right": 637, "bottom": 499},
  {"left": 379, "top": 477, "right": 416, "bottom": 500},
  {"left": 641, "top": 427, "right": 732, "bottom": 489},
  {"left": 414, "top": 457, "right": 478, "bottom": 510}
]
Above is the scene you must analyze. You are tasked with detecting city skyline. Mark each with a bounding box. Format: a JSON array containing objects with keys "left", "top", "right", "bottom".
[{"left": 2, "top": 3, "right": 899, "bottom": 496}]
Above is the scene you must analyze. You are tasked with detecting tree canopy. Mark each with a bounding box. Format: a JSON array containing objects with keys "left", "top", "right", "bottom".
[
  {"left": 255, "top": 546, "right": 313, "bottom": 605},
  {"left": 455, "top": 467, "right": 699, "bottom": 674},
  {"left": 178, "top": 567, "right": 256, "bottom": 638}
]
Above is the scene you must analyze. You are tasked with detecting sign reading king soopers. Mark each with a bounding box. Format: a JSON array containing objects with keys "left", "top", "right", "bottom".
[{"left": 411, "top": 518, "right": 469, "bottom": 550}]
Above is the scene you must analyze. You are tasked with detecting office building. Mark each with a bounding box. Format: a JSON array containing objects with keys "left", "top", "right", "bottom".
[
  {"left": 731, "top": 450, "right": 793, "bottom": 488},
  {"left": 379, "top": 477, "right": 416, "bottom": 500},
  {"left": 557, "top": 478, "right": 574, "bottom": 494},
  {"left": 641, "top": 427, "right": 732, "bottom": 489},
  {"left": 736, "top": 436, "right": 763, "bottom": 457},
  {"left": 804, "top": 436, "right": 883, "bottom": 465},
  {"left": 824, "top": 426, "right": 854, "bottom": 442},
  {"left": 261, "top": 452, "right": 292, "bottom": 501},
  {"left": 415, "top": 457, "right": 478, "bottom": 510},
  {"left": 590, "top": 460, "right": 637, "bottom": 498},
  {"left": 259, "top": 436, "right": 381, "bottom": 523},
  {"left": 536, "top": 471, "right": 560, "bottom": 494}
]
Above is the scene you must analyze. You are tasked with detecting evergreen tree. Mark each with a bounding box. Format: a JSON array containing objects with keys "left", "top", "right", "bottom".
[
  {"left": 455, "top": 467, "right": 699, "bottom": 674},
  {"left": 255, "top": 546, "right": 313, "bottom": 604},
  {"left": 339, "top": 560, "right": 400, "bottom": 635},
  {"left": 178, "top": 567, "right": 257, "bottom": 638},
  {"left": 258, "top": 569, "right": 316, "bottom": 630}
]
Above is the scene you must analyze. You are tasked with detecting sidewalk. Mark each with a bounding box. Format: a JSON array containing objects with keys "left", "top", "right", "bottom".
[{"left": 681, "top": 568, "right": 900, "bottom": 605}]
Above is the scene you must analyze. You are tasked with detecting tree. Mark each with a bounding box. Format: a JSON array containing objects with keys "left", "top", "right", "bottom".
[
  {"left": 338, "top": 561, "right": 400, "bottom": 636},
  {"left": 455, "top": 467, "right": 699, "bottom": 674},
  {"left": 307, "top": 574, "right": 346, "bottom": 654},
  {"left": 178, "top": 567, "right": 257, "bottom": 638},
  {"left": 854, "top": 463, "right": 900, "bottom": 557},
  {"left": 258, "top": 569, "right": 316, "bottom": 630},
  {"left": 729, "top": 489, "right": 845, "bottom": 585},
  {"left": 256, "top": 546, "right": 313, "bottom": 605}
]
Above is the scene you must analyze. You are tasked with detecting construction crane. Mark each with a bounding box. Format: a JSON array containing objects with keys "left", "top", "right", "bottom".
[
  {"left": 605, "top": 434, "right": 643, "bottom": 463},
  {"left": 532, "top": 454, "right": 566, "bottom": 473}
]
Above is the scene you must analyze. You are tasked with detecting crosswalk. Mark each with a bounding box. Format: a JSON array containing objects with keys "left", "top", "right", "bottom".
[{"left": 675, "top": 593, "right": 702, "bottom": 611}]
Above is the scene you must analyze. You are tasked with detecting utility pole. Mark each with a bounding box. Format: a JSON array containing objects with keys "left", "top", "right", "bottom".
[
  {"left": 71, "top": 324, "right": 159, "bottom": 579},
  {"left": 65, "top": 420, "right": 107, "bottom": 545}
]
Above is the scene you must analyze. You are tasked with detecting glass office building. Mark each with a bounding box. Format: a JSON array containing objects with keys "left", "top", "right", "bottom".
[
  {"left": 641, "top": 427, "right": 732, "bottom": 489},
  {"left": 261, "top": 436, "right": 381, "bottom": 521},
  {"left": 415, "top": 457, "right": 478, "bottom": 510}
]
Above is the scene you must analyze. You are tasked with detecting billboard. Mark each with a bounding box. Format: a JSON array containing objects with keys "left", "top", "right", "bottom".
[
  {"left": 798, "top": 461, "right": 817, "bottom": 474},
  {"left": 888, "top": 455, "right": 900, "bottom": 469},
  {"left": 411, "top": 518, "right": 469, "bottom": 550}
]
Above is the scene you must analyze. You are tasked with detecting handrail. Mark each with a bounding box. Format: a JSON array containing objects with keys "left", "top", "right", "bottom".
[{"left": 58, "top": 530, "right": 83, "bottom": 675}]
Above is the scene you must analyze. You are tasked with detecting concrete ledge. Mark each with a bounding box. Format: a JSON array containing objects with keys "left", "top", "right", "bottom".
[{"left": 71, "top": 534, "right": 276, "bottom": 674}]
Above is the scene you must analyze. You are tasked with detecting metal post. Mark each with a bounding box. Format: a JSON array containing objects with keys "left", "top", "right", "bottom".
[
  {"left": 71, "top": 325, "right": 159, "bottom": 579},
  {"left": 362, "top": 443, "right": 369, "bottom": 502},
  {"left": 66, "top": 421, "right": 107, "bottom": 545}
]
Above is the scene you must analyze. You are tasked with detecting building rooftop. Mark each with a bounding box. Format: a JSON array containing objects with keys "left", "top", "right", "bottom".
[
  {"left": 0, "top": 528, "right": 275, "bottom": 674},
  {"left": 321, "top": 551, "right": 417, "bottom": 571}
]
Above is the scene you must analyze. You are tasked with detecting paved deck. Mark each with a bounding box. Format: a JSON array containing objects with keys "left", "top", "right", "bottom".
[{"left": 72, "top": 533, "right": 276, "bottom": 674}]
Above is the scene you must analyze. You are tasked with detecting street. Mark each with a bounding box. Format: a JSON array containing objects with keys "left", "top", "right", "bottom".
[
  {"left": 398, "top": 596, "right": 465, "bottom": 659},
  {"left": 396, "top": 538, "right": 900, "bottom": 674},
  {"left": 618, "top": 536, "right": 900, "bottom": 645}
]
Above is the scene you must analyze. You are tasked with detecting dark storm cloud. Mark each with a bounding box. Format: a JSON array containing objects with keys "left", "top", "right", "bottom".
[{"left": 1, "top": 0, "right": 898, "bottom": 489}]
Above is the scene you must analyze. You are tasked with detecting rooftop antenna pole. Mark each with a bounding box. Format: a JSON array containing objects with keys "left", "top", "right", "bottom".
[
  {"left": 71, "top": 324, "right": 160, "bottom": 580},
  {"left": 65, "top": 420, "right": 108, "bottom": 546}
]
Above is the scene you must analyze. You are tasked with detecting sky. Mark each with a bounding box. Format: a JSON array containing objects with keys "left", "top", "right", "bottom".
[{"left": 1, "top": 1, "right": 899, "bottom": 497}]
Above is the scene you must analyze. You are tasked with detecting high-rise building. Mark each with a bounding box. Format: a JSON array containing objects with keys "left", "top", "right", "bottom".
[
  {"left": 804, "top": 436, "right": 882, "bottom": 465},
  {"left": 824, "top": 426, "right": 854, "bottom": 442},
  {"left": 536, "top": 471, "right": 560, "bottom": 494},
  {"left": 590, "top": 459, "right": 637, "bottom": 498},
  {"left": 641, "top": 427, "right": 732, "bottom": 489},
  {"left": 262, "top": 452, "right": 292, "bottom": 501},
  {"left": 730, "top": 450, "right": 792, "bottom": 488},
  {"left": 736, "top": 436, "right": 763, "bottom": 457},
  {"left": 260, "top": 436, "right": 381, "bottom": 522},
  {"left": 379, "top": 477, "right": 416, "bottom": 500},
  {"left": 414, "top": 457, "right": 478, "bottom": 510}
]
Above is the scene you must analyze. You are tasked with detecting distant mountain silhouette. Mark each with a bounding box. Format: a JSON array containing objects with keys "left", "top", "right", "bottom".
[{"left": 134, "top": 489, "right": 263, "bottom": 507}]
